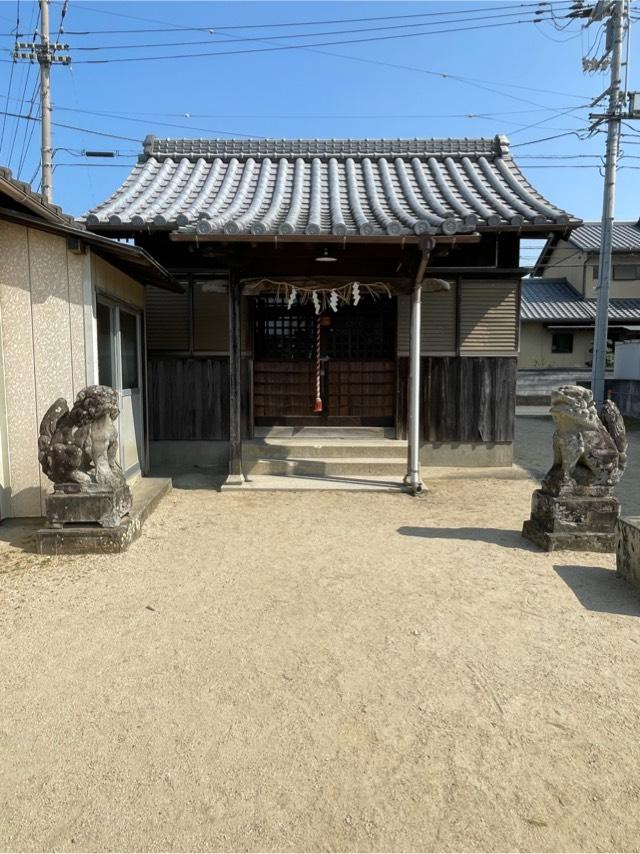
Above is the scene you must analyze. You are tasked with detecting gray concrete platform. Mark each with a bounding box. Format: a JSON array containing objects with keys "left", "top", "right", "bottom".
[
  {"left": 223, "top": 464, "right": 534, "bottom": 492},
  {"left": 35, "top": 477, "right": 172, "bottom": 555}
]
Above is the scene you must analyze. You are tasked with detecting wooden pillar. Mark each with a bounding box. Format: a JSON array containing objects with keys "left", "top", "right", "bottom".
[{"left": 226, "top": 270, "right": 245, "bottom": 485}]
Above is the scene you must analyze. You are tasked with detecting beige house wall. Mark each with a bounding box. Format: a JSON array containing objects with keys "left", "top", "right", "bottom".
[
  {"left": 542, "top": 242, "right": 589, "bottom": 294},
  {"left": 544, "top": 242, "right": 640, "bottom": 299},
  {"left": 0, "top": 306, "right": 10, "bottom": 519},
  {"left": 0, "top": 224, "right": 155, "bottom": 518},
  {"left": 0, "top": 222, "right": 95, "bottom": 517},
  {"left": 519, "top": 322, "right": 594, "bottom": 370},
  {"left": 582, "top": 252, "right": 640, "bottom": 299},
  {"left": 92, "top": 252, "right": 145, "bottom": 310}
]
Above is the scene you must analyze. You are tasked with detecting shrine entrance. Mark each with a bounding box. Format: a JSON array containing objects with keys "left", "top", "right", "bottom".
[{"left": 252, "top": 295, "right": 397, "bottom": 427}]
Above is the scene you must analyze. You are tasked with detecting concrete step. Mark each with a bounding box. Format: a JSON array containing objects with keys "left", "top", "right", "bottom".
[
  {"left": 244, "top": 457, "right": 407, "bottom": 477},
  {"left": 227, "top": 474, "right": 405, "bottom": 492},
  {"left": 243, "top": 438, "right": 408, "bottom": 460},
  {"left": 254, "top": 426, "right": 393, "bottom": 439}
]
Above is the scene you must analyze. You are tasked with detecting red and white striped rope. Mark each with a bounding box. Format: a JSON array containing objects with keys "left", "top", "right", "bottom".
[{"left": 313, "top": 315, "right": 323, "bottom": 413}]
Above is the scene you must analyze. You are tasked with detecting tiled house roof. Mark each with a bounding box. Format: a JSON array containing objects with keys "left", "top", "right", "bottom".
[
  {"left": 0, "top": 166, "right": 75, "bottom": 224},
  {"left": 84, "top": 134, "right": 579, "bottom": 237},
  {"left": 521, "top": 277, "right": 640, "bottom": 323},
  {"left": 566, "top": 221, "right": 640, "bottom": 252}
]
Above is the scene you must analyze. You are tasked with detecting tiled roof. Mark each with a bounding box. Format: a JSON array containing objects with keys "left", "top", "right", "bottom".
[
  {"left": 521, "top": 277, "right": 640, "bottom": 323},
  {"left": 0, "top": 165, "right": 75, "bottom": 224},
  {"left": 567, "top": 221, "right": 640, "bottom": 252},
  {"left": 84, "top": 134, "right": 579, "bottom": 237}
]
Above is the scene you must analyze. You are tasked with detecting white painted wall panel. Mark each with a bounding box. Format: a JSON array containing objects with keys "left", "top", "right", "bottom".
[{"left": 0, "top": 223, "right": 41, "bottom": 516}]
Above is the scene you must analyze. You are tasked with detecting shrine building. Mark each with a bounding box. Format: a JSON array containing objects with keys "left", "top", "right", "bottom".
[{"left": 84, "top": 135, "right": 579, "bottom": 490}]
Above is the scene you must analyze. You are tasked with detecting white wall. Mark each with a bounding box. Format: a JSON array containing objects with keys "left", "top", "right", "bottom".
[
  {"left": 0, "top": 226, "right": 149, "bottom": 518},
  {"left": 0, "top": 222, "right": 88, "bottom": 517}
]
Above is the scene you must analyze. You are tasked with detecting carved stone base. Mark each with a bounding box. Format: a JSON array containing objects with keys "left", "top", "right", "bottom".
[
  {"left": 522, "top": 489, "right": 620, "bottom": 553},
  {"left": 616, "top": 517, "right": 640, "bottom": 587},
  {"left": 37, "top": 516, "right": 142, "bottom": 554},
  {"left": 522, "top": 520, "right": 616, "bottom": 553},
  {"left": 46, "top": 483, "right": 132, "bottom": 529}
]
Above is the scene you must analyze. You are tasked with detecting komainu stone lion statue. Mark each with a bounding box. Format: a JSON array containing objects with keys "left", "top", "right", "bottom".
[
  {"left": 38, "top": 385, "right": 132, "bottom": 527},
  {"left": 522, "top": 385, "right": 627, "bottom": 552},
  {"left": 542, "top": 385, "right": 627, "bottom": 495},
  {"left": 38, "top": 385, "right": 126, "bottom": 488}
]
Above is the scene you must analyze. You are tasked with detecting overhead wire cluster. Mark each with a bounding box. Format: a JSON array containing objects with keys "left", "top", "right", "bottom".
[{"left": 0, "top": 0, "right": 631, "bottom": 186}]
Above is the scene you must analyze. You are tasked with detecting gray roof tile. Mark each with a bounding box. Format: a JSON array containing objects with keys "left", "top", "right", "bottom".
[
  {"left": 84, "top": 135, "right": 579, "bottom": 237},
  {"left": 521, "top": 277, "right": 640, "bottom": 323},
  {"left": 567, "top": 221, "right": 640, "bottom": 252}
]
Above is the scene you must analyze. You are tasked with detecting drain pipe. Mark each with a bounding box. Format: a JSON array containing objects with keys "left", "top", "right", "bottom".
[
  {"left": 405, "top": 238, "right": 448, "bottom": 496},
  {"left": 405, "top": 277, "right": 424, "bottom": 495}
]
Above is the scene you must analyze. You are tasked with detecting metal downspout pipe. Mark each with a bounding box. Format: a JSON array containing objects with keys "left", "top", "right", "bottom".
[{"left": 406, "top": 279, "right": 423, "bottom": 495}]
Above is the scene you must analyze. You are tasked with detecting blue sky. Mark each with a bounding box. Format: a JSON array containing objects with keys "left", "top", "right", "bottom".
[{"left": 0, "top": 0, "right": 638, "bottom": 224}]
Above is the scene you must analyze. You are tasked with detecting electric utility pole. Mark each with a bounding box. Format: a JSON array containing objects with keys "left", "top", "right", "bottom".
[
  {"left": 590, "top": 0, "right": 626, "bottom": 407},
  {"left": 13, "top": 0, "right": 70, "bottom": 203},
  {"left": 572, "top": 0, "right": 635, "bottom": 407}
]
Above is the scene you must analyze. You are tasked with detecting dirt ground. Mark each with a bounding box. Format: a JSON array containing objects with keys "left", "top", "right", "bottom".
[{"left": 2, "top": 418, "right": 640, "bottom": 852}]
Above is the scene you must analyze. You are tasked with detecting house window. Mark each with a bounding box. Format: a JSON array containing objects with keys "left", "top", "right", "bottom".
[
  {"left": 96, "top": 301, "right": 114, "bottom": 386},
  {"left": 120, "top": 310, "right": 139, "bottom": 390},
  {"left": 552, "top": 332, "right": 574, "bottom": 354},
  {"left": 613, "top": 264, "right": 640, "bottom": 280},
  {"left": 594, "top": 264, "right": 640, "bottom": 280}
]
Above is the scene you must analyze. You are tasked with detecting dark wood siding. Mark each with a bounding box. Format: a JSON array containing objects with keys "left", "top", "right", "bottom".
[
  {"left": 148, "top": 356, "right": 253, "bottom": 441},
  {"left": 254, "top": 359, "right": 395, "bottom": 425},
  {"left": 148, "top": 356, "right": 229, "bottom": 440},
  {"left": 328, "top": 360, "right": 395, "bottom": 419},
  {"left": 397, "top": 355, "right": 516, "bottom": 442}
]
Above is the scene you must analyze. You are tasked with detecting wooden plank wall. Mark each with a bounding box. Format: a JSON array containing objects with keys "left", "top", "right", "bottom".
[
  {"left": 397, "top": 355, "right": 517, "bottom": 442},
  {"left": 148, "top": 357, "right": 229, "bottom": 440},
  {"left": 148, "top": 356, "right": 253, "bottom": 441}
]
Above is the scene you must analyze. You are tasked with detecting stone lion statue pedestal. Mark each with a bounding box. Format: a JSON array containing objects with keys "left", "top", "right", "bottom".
[
  {"left": 522, "top": 385, "right": 628, "bottom": 553},
  {"left": 35, "top": 385, "right": 136, "bottom": 554}
]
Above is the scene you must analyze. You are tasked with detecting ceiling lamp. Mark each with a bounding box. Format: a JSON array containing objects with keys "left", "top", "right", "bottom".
[{"left": 315, "top": 247, "right": 337, "bottom": 263}]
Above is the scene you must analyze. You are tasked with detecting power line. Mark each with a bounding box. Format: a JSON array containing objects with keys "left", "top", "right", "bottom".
[
  {"left": 511, "top": 129, "right": 593, "bottom": 147},
  {"left": 45, "top": 0, "right": 576, "bottom": 34},
  {"left": 64, "top": 14, "right": 582, "bottom": 65},
  {"left": 6, "top": 0, "right": 39, "bottom": 170},
  {"left": 63, "top": 6, "right": 581, "bottom": 51},
  {"left": 15, "top": 75, "right": 39, "bottom": 177},
  {"left": 0, "top": 0, "right": 20, "bottom": 157},
  {"left": 0, "top": 109, "right": 140, "bottom": 141}
]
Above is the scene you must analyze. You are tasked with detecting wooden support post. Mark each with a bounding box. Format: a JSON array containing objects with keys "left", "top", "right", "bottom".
[{"left": 225, "top": 269, "right": 245, "bottom": 486}]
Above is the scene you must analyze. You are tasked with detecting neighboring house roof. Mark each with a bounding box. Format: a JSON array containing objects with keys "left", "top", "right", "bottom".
[
  {"left": 0, "top": 166, "right": 75, "bottom": 225},
  {"left": 0, "top": 203, "right": 182, "bottom": 293},
  {"left": 84, "top": 134, "right": 579, "bottom": 237},
  {"left": 521, "top": 277, "right": 640, "bottom": 323},
  {"left": 566, "top": 220, "right": 640, "bottom": 252}
]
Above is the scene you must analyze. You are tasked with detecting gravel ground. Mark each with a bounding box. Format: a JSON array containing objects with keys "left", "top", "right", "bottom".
[{"left": 1, "top": 418, "right": 640, "bottom": 852}]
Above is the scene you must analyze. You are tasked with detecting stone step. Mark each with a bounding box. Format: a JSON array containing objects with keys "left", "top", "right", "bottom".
[
  {"left": 243, "top": 439, "right": 408, "bottom": 460},
  {"left": 254, "top": 426, "right": 393, "bottom": 439},
  {"left": 244, "top": 457, "right": 407, "bottom": 477},
  {"left": 226, "top": 474, "right": 405, "bottom": 492}
]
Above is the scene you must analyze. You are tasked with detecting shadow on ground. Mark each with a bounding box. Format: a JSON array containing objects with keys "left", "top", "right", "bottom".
[
  {"left": 554, "top": 564, "right": 640, "bottom": 617},
  {"left": 150, "top": 468, "right": 225, "bottom": 491},
  {"left": 397, "top": 526, "right": 537, "bottom": 551},
  {"left": 0, "top": 519, "right": 41, "bottom": 554}
]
